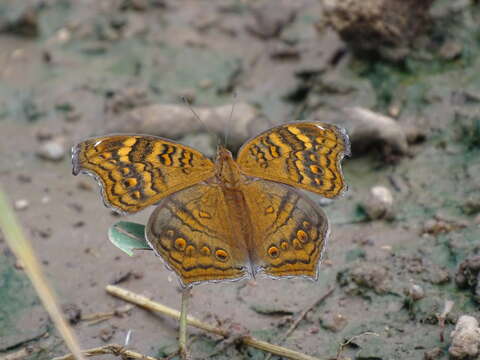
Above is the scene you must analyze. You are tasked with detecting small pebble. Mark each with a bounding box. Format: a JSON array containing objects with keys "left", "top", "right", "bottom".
[
  {"left": 407, "top": 284, "right": 425, "bottom": 301},
  {"left": 99, "top": 326, "right": 115, "bottom": 342},
  {"left": 319, "top": 313, "right": 348, "bottom": 332},
  {"left": 198, "top": 79, "right": 213, "bottom": 89},
  {"left": 63, "top": 303, "right": 82, "bottom": 325},
  {"left": 77, "top": 181, "right": 93, "bottom": 191},
  {"left": 362, "top": 185, "right": 394, "bottom": 220},
  {"left": 37, "top": 140, "right": 66, "bottom": 161},
  {"left": 424, "top": 347, "right": 443, "bottom": 360},
  {"left": 439, "top": 41, "right": 463, "bottom": 60},
  {"left": 14, "top": 199, "right": 29, "bottom": 211},
  {"left": 17, "top": 174, "right": 32, "bottom": 183}
]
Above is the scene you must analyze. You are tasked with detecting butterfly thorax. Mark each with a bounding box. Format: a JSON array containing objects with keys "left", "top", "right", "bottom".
[{"left": 214, "top": 146, "right": 246, "bottom": 189}]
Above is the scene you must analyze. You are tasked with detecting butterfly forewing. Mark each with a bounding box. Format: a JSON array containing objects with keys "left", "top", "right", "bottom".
[
  {"left": 72, "top": 135, "right": 215, "bottom": 214},
  {"left": 237, "top": 122, "right": 350, "bottom": 199},
  {"left": 242, "top": 179, "right": 329, "bottom": 279}
]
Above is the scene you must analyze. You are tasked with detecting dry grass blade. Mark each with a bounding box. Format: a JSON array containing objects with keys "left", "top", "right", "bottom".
[
  {"left": 52, "top": 344, "right": 159, "bottom": 360},
  {"left": 0, "top": 185, "right": 85, "bottom": 360}
]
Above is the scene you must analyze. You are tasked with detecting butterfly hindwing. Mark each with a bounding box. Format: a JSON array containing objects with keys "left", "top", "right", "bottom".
[
  {"left": 146, "top": 183, "right": 250, "bottom": 286},
  {"left": 242, "top": 179, "right": 329, "bottom": 279},
  {"left": 72, "top": 135, "right": 215, "bottom": 214}
]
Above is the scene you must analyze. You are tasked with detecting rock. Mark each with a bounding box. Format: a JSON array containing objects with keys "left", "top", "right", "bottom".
[
  {"left": 37, "top": 139, "right": 66, "bottom": 161},
  {"left": 319, "top": 312, "right": 348, "bottom": 332},
  {"left": 77, "top": 180, "right": 93, "bottom": 191},
  {"left": 361, "top": 185, "right": 394, "bottom": 220},
  {"left": 461, "top": 194, "right": 480, "bottom": 215},
  {"left": 406, "top": 284, "right": 425, "bottom": 301},
  {"left": 108, "top": 102, "right": 270, "bottom": 149},
  {"left": 338, "top": 263, "right": 391, "bottom": 295},
  {"left": 17, "top": 174, "right": 31, "bottom": 183},
  {"left": 62, "top": 303, "right": 82, "bottom": 325},
  {"left": 14, "top": 199, "right": 29, "bottom": 211},
  {"left": 455, "top": 256, "right": 480, "bottom": 303},
  {"left": 424, "top": 347, "right": 443, "bottom": 359},
  {"left": 322, "top": 0, "right": 435, "bottom": 61},
  {"left": 439, "top": 40, "right": 463, "bottom": 60},
  {"left": 99, "top": 326, "right": 116, "bottom": 342},
  {"left": 351, "top": 263, "right": 391, "bottom": 294},
  {"left": 422, "top": 217, "right": 467, "bottom": 236},
  {"left": 0, "top": 3, "right": 40, "bottom": 37},
  {"left": 316, "top": 107, "right": 408, "bottom": 156},
  {"left": 250, "top": 304, "right": 294, "bottom": 316},
  {"left": 105, "top": 87, "right": 150, "bottom": 115},
  {"left": 269, "top": 41, "right": 301, "bottom": 60},
  {"left": 449, "top": 315, "right": 480, "bottom": 358},
  {"left": 246, "top": 1, "right": 297, "bottom": 39}
]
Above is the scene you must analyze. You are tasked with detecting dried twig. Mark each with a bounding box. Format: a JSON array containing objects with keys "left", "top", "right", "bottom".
[
  {"left": 52, "top": 344, "right": 158, "bottom": 360},
  {"left": 106, "top": 284, "right": 321, "bottom": 360},
  {"left": 265, "top": 286, "right": 335, "bottom": 360},
  {"left": 336, "top": 332, "right": 380, "bottom": 359},
  {"left": 0, "top": 345, "right": 40, "bottom": 360},
  {"left": 81, "top": 304, "right": 133, "bottom": 325},
  {"left": 284, "top": 286, "right": 335, "bottom": 341}
]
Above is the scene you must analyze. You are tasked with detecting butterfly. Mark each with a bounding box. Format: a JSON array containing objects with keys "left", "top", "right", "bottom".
[{"left": 72, "top": 122, "right": 350, "bottom": 287}]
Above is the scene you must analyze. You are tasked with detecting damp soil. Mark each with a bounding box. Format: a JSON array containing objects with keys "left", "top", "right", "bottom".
[{"left": 1, "top": 1, "right": 480, "bottom": 359}]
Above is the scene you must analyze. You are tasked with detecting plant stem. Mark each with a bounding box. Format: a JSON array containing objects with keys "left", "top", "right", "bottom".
[{"left": 179, "top": 287, "right": 191, "bottom": 360}]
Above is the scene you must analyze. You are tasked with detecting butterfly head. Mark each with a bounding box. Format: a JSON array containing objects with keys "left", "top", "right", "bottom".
[{"left": 215, "top": 146, "right": 243, "bottom": 188}]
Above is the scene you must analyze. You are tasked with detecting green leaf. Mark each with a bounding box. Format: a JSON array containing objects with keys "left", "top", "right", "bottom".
[{"left": 107, "top": 221, "right": 151, "bottom": 256}]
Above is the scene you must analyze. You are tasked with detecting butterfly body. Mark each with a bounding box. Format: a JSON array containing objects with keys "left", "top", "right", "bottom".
[{"left": 73, "top": 122, "right": 350, "bottom": 287}]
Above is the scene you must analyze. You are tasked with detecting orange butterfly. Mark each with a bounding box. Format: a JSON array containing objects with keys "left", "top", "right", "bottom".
[{"left": 72, "top": 122, "right": 350, "bottom": 287}]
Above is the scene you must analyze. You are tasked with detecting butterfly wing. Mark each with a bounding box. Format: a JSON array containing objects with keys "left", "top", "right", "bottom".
[
  {"left": 242, "top": 179, "right": 329, "bottom": 279},
  {"left": 146, "top": 183, "right": 250, "bottom": 287},
  {"left": 237, "top": 122, "right": 350, "bottom": 199},
  {"left": 72, "top": 135, "right": 215, "bottom": 214}
]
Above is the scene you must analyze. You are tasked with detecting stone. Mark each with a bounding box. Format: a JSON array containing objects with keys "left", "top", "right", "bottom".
[
  {"left": 449, "top": 315, "right": 480, "bottom": 358},
  {"left": 246, "top": 1, "right": 297, "bottom": 39},
  {"left": 14, "top": 199, "right": 29, "bottom": 211},
  {"left": 37, "top": 139, "right": 66, "bottom": 162},
  {"left": 407, "top": 284, "right": 425, "bottom": 301},
  {"left": 108, "top": 102, "right": 270, "bottom": 149},
  {"left": 322, "top": 0, "right": 435, "bottom": 61},
  {"left": 319, "top": 312, "right": 348, "bottom": 332},
  {"left": 361, "top": 185, "right": 394, "bottom": 220},
  {"left": 316, "top": 107, "right": 408, "bottom": 156}
]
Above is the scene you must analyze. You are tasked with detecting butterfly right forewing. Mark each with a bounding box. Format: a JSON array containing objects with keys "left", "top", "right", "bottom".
[{"left": 236, "top": 122, "right": 350, "bottom": 199}]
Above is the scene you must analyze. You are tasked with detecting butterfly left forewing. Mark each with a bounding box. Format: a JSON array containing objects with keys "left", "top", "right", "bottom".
[
  {"left": 242, "top": 179, "right": 329, "bottom": 279},
  {"left": 237, "top": 122, "right": 350, "bottom": 199},
  {"left": 72, "top": 135, "right": 215, "bottom": 214}
]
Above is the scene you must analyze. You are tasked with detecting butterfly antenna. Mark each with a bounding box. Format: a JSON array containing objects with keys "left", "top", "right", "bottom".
[
  {"left": 223, "top": 91, "right": 237, "bottom": 149},
  {"left": 181, "top": 96, "right": 219, "bottom": 148}
]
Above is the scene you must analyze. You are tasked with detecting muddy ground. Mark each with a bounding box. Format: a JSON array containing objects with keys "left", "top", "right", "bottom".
[{"left": 1, "top": 1, "right": 480, "bottom": 359}]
